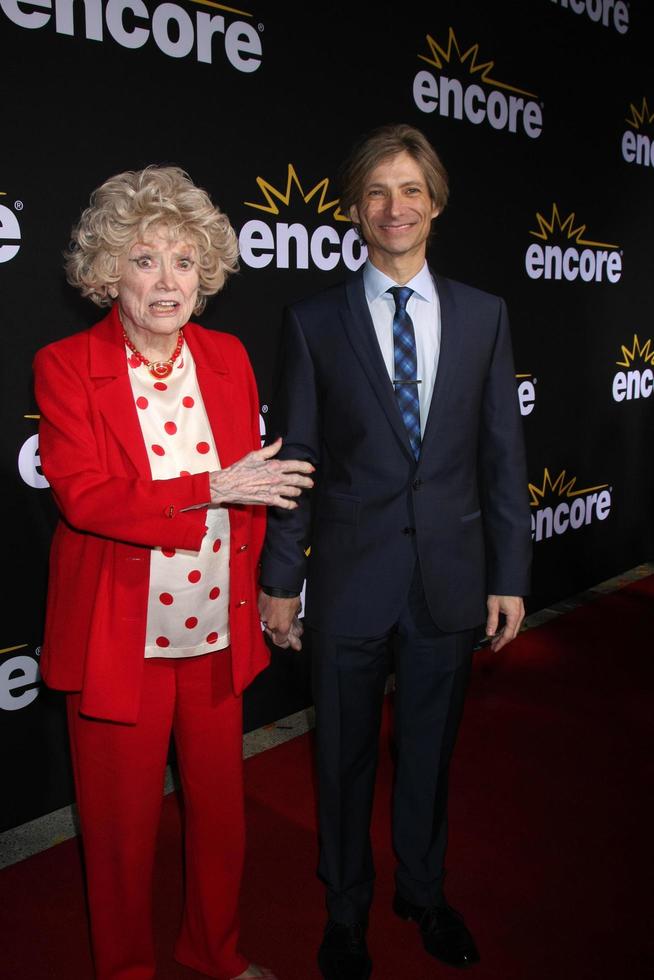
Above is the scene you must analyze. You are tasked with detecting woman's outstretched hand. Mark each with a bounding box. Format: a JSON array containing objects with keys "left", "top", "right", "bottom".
[{"left": 209, "top": 437, "right": 314, "bottom": 509}]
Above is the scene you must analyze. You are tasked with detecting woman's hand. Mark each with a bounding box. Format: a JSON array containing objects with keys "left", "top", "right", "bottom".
[{"left": 209, "top": 437, "right": 314, "bottom": 508}]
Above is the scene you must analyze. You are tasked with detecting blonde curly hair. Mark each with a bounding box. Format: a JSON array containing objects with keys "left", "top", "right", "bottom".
[{"left": 65, "top": 165, "right": 239, "bottom": 313}]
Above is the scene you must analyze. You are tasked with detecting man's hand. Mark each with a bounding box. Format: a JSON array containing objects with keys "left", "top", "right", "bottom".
[
  {"left": 485, "top": 594, "right": 525, "bottom": 652},
  {"left": 258, "top": 591, "right": 303, "bottom": 651}
]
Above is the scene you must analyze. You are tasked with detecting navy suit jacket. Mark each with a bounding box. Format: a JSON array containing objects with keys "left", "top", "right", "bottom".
[{"left": 261, "top": 270, "right": 532, "bottom": 635}]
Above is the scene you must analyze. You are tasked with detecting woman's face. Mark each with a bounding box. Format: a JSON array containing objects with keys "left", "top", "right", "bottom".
[{"left": 115, "top": 230, "right": 200, "bottom": 347}]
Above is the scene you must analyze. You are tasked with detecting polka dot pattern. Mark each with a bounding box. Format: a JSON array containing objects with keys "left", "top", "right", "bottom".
[{"left": 126, "top": 340, "right": 230, "bottom": 660}]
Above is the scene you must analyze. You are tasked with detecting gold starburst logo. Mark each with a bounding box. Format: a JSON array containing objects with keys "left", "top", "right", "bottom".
[
  {"left": 244, "top": 165, "right": 349, "bottom": 221},
  {"left": 0, "top": 643, "right": 29, "bottom": 655},
  {"left": 189, "top": 1, "right": 252, "bottom": 15},
  {"left": 528, "top": 469, "right": 609, "bottom": 508},
  {"left": 529, "top": 204, "right": 618, "bottom": 249},
  {"left": 616, "top": 334, "right": 654, "bottom": 368},
  {"left": 625, "top": 97, "right": 654, "bottom": 130},
  {"left": 418, "top": 27, "right": 538, "bottom": 98}
]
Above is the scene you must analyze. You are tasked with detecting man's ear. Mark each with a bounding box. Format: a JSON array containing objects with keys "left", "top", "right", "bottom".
[{"left": 349, "top": 204, "right": 360, "bottom": 225}]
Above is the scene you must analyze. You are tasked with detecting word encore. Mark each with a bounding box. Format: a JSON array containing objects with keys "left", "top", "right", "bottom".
[
  {"left": 531, "top": 488, "right": 612, "bottom": 542},
  {"left": 0, "top": 0, "right": 263, "bottom": 71},
  {"left": 525, "top": 244, "right": 622, "bottom": 283},
  {"left": 413, "top": 72, "right": 542, "bottom": 138},
  {"left": 550, "top": 0, "right": 629, "bottom": 33}
]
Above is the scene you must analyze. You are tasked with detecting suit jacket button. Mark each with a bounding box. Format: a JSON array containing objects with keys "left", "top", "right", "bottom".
[
  {"left": 238, "top": 543, "right": 248, "bottom": 552},
  {"left": 412, "top": 479, "right": 422, "bottom": 491},
  {"left": 164, "top": 505, "right": 175, "bottom": 518},
  {"left": 402, "top": 527, "right": 416, "bottom": 536},
  {"left": 236, "top": 599, "right": 248, "bottom": 606}
]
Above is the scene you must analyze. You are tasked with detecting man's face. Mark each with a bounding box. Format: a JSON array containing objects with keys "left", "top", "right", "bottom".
[{"left": 350, "top": 151, "right": 440, "bottom": 273}]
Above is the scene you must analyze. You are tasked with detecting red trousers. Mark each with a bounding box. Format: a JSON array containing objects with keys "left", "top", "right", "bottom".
[{"left": 67, "top": 651, "right": 249, "bottom": 980}]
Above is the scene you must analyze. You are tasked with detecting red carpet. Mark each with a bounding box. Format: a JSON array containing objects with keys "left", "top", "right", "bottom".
[{"left": 2, "top": 577, "right": 653, "bottom": 979}]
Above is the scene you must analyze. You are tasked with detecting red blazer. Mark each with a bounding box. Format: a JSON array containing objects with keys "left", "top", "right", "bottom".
[{"left": 33, "top": 306, "right": 269, "bottom": 723}]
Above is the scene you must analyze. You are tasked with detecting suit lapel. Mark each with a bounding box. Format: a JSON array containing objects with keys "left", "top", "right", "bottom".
[
  {"left": 343, "top": 275, "right": 415, "bottom": 461},
  {"left": 420, "top": 274, "right": 464, "bottom": 456},
  {"left": 90, "top": 307, "right": 152, "bottom": 476}
]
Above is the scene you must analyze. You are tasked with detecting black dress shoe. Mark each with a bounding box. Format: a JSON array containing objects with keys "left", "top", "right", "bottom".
[
  {"left": 393, "top": 892, "right": 480, "bottom": 968},
  {"left": 317, "top": 920, "right": 372, "bottom": 980}
]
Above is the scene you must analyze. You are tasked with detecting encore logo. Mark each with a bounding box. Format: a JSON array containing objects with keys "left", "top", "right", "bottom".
[
  {"left": 516, "top": 373, "right": 537, "bottom": 416},
  {"left": 549, "top": 0, "right": 629, "bottom": 34},
  {"left": 529, "top": 468, "right": 612, "bottom": 542},
  {"left": 525, "top": 204, "right": 622, "bottom": 284},
  {"left": 612, "top": 335, "right": 654, "bottom": 402},
  {"left": 412, "top": 27, "right": 543, "bottom": 139},
  {"left": 0, "top": 193, "right": 22, "bottom": 264},
  {"left": 621, "top": 98, "right": 654, "bottom": 169},
  {"left": 0, "top": 0, "right": 263, "bottom": 71},
  {"left": 0, "top": 643, "right": 41, "bottom": 712},
  {"left": 238, "top": 165, "right": 366, "bottom": 272},
  {"left": 18, "top": 426, "right": 49, "bottom": 489}
]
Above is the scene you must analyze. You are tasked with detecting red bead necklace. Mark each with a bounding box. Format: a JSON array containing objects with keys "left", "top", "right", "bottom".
[{"left": 123, "top": 329, "right": 184, "bottom": 379}]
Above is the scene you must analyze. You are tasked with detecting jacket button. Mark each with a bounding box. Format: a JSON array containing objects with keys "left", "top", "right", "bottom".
[
  {"left": 238, "top": 543, "right": 248, "bottom": 552},
  {"left": 236, "top": 599, "right": 248, "bottom": 606},
  {"left": 164, "top": 505, "right": 175, "bottom": 518},
  {"left": 412, "top": 479, "right": 422, "bottom": 491},
  {"left": 401, "top": 527, "right": 416, "bottom": 536}
]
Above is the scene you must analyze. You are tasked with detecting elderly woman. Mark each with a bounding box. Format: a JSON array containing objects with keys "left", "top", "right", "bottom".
[{"left": 33, "top": 166, "right": 313, "bottom": 980}]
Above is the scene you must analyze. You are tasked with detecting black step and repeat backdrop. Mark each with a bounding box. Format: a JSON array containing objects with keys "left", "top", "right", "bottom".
[{"left": 1, "top": 0, "right": 652, "bottom": 830}]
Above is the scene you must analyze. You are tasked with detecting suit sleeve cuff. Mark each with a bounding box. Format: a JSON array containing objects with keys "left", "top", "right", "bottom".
[{"left": 260, "top": 585, "right": 300, "bottom": 599}]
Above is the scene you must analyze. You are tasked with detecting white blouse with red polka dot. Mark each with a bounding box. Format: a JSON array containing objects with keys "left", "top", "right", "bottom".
[{"left": 127, "top": 341, "right": 230, "bottom": 659}]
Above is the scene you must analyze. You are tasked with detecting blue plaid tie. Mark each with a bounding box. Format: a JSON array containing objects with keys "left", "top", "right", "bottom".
[{"left": 388, "top": 286, "right": 421, "bottom": 459}]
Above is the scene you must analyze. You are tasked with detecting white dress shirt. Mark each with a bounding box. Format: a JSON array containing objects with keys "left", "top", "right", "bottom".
[{"left": 362, "top": 259, "right": 441, "bottom": 436}]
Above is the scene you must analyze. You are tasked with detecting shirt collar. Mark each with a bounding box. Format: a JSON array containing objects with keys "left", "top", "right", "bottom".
[{"left": 363, "top": 258, "right": 434, "bottom": 305}]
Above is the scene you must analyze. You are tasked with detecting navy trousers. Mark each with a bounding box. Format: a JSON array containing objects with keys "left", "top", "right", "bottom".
[{"left": 310, "top": 563, "right": 474, "bottom": 924}]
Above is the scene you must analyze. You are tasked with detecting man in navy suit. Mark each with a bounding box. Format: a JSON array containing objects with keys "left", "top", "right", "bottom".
[{"left": 258, "top": 124, "right": 532, "bottom": 980}]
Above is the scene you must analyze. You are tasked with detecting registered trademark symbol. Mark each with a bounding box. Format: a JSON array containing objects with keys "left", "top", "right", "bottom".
[
  {"left": 533, "top": 377, "right": 538, "bottom": 384},
  {"left": 261, "top": 404, "right": 268, "bottom": 413},
  {"left": 35, "top": 646, "right": 41, "bottom": 657},
  {"left": 258, "top": 22, "right": 264, "bottom": 31},
  {"left": 14, "top": 200, "right": 23, "bottom": 211}
]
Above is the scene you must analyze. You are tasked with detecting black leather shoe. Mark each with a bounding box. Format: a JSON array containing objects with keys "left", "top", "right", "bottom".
[
  {"left": 317, "top": 920, "right": 372, "bottom": 980},
  {"left": 393, "top": 892, "right": 480, "bottom": 968}
]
